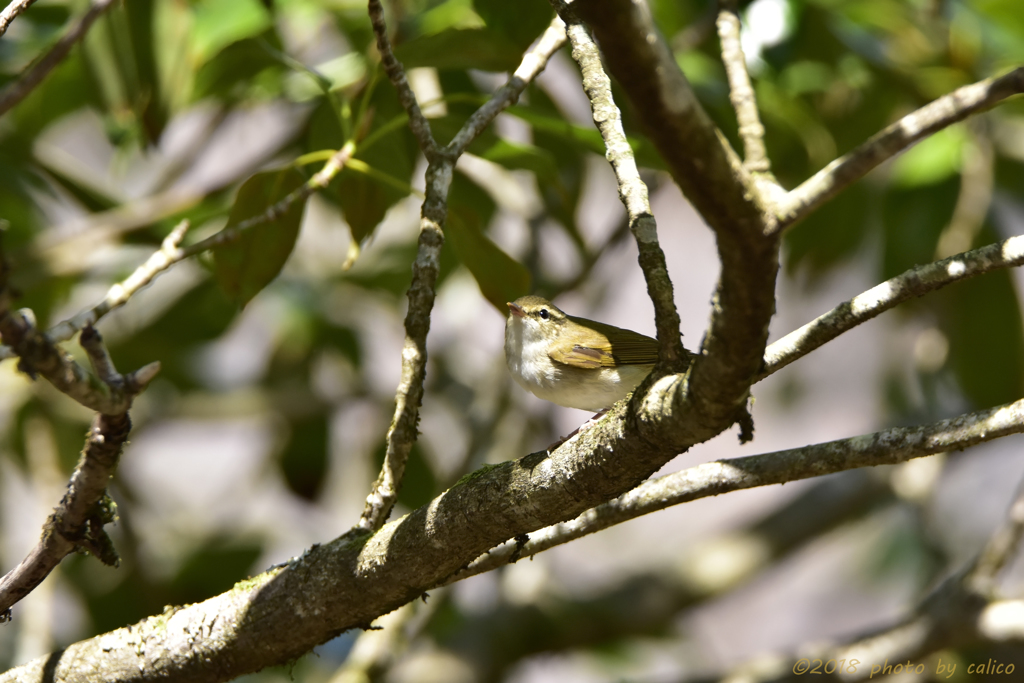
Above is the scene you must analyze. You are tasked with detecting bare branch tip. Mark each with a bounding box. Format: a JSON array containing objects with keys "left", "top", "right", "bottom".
[
  {"left": 126, "top": 361, "right": 161, "bottom": 394},
  {"left": 164, "top": 219, "right": 191, "bottom": 250}
]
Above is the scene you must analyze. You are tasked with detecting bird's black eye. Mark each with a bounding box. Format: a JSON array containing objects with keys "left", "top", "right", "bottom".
[{"left": 539, "top": 309, "right": 549, "bottom": 320}]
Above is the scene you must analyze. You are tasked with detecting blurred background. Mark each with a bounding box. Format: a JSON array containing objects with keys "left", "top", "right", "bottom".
[{"left": 2, "top": 0, "right": 1024, "bottom": 681}]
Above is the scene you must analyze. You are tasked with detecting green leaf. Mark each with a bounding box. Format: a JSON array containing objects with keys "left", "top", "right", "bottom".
[
  {"left": 446, "top": 207, "right": 530, "bottom": 314},
  {"left": 785, "top": 182, "right": 872, "bottom": 279},
  {"left": 394, "top": 28, "right": 522, "bottom": 72},
  {"left": 213, "top": 167, "right": 307, "bottom": 307},
  {"left": 284, "top": 53, "right": 367, "bottom": 101},
  {"left": 337, "top": 169, "right": 406, "bottom": 243},
  {"left": 881, "top": 180, "right": 957, "bottom": 279},
  {"left": 472, "top": 0, "right": 553, "bottom": 51},
  {"left": 194, "top": 37, "right": 281, "bottom": 100},
  {"left": 421, "top": 0, "right": 485, "bottom": 34},
  {"left": 937, "top": 235, "right": 1024, "bottom": 408},
  {"left": 279, "top": 413, "right": 329, "bottom": 501},
  {"left": 334, "top": 83, "right": 418, "bottom": 244},
  {"left": 479, "top": 139, "right": 560, "bottom": 184},
  {"left": 191, "top": 0, "right": 273, "bottom": 66}
]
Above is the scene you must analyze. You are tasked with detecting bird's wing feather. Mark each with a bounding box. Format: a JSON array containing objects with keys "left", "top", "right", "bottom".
[{"left": 548, "top": 317, "right": 659, "bottom": 369}]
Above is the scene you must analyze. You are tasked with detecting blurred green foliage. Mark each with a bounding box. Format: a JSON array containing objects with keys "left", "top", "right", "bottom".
[{"left": 0, "top": 0, "right": 1023, "bottom": 679}]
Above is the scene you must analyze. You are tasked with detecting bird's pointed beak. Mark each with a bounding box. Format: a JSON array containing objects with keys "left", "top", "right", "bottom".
[{"left": 507, "top": 302, "right": 525, "bottom": 318}]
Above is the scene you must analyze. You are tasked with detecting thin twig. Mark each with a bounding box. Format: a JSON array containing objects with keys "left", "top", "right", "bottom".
[
  {"left": 716, "top": 0, "right": 770, "bottom": 172},
  {"left": 0, "top": 145, "right": 358, "bottom": 366},
  {"left": 354, "top": 0, "right": 446, "bottom": 533},
  {"left": 711, "top": 469, "right": 1024, "bottom": 683},
  {"left": 775, "top": 66, "right": 1024, "bottom": 233},
  {"left": 0, "top": 411, "right": 131, "bottom": 618},
  {"left": 367, "top": 0, "right": 438, "bottom": 158},
  {"left": 355, "top": 169, "right": 447, "bottom": 532},
  {"left": 967, "top": 475, "right": 1024, "bottom": 596},
  {"left": 0, "top": 0, "right": 37, "bottom": 38},
  {"left": 450, "top": 396, "right": 1024, "bottom": 582},
  {"left": 760, "top": 234, "right": 1024, "bottom": 380},
  {"left": 0, "top": 0, "right": 118, "bottom": 117},
  {"left": 447, "top": 18, "right": 567, "bottom": 156},
  {"left": 551, "top": 2, "right": 687, "bottom": 368},
  {"left": 181, "top": 143, "right": 356, "bottom": 258},
  {"left": 44, "top": 221, "right": 191, "bottom": 349}
]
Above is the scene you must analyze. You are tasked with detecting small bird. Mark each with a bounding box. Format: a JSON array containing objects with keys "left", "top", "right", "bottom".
[{"left": 504, "top": 295, "right": 659, "bottom": 412}]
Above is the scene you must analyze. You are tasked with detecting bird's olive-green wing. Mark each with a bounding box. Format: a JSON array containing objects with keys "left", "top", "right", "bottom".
[{"left": 547, "top": 316, "right": 659, "bottom": 369}]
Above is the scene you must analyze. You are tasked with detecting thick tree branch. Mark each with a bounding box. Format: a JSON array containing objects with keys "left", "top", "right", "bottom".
[
  {"left": 0, "top": 410, "right": 132, "bottom": 619},
  {"left": 573, "top": 0, "right": 780, "bottom": 440},
  {"left": 570, "top": 0, "right": 765, "bottom": 235},
  {"left": 761, "top": 235, "right": 1024, "bottom": 380},
  {"left": 775, "top": 67, "right": 1024, "bottom": 233},
  {"left": 6, "top": 393, "right": 1023, "bottom": 681},
  {"left": 716, "top": 0, "right": 770, "bottom": 173},
  {"left": 0, "top": 0, "right": 118, "bottom": 117},
  {"left": 551, "top": 2, "right": 685, "bottom": 367},
  {"left": 0, "top": 0, "right": 36, "bottom": 38}
]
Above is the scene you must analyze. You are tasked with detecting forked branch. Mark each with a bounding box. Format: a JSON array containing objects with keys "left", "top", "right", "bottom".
[{"left": 356, "top": 8, "right": 566, "bottom": 532}]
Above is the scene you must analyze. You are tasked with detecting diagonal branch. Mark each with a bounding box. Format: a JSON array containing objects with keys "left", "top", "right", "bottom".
[
  {"left": 180, "top": 143, "right": 356, "bottom": 257},
  {"left": 451, "top": 397, "right": 1024, "bottom": 580},
  {"left": 966, "top": 473, "right": 1024, "bottom": 596},
  {"left": 0, "top": 319, "right": 157, "bottom": 619},
  {"left": 355, "top": 163, "right": 447, "bottom": 532},
  {"left": 0, "top": 220, "right": 193, "bottom": 364},
  {"left": 0, "top": 0, "right": 37, "bottom": 38},
  {"left": 0, "top": 0, "right": 118, "bottom": 117},
  {"left": 447, "top": 17, "right": 566, "bottom": 156},
  {"left": 761, "top": 234, "right": 1024, "bottom": 380},
  {"left": 0, "top": 308, "right": 160, "bottom": 414},
  {"left": 775, "top": 66, "right": 1024, "bottom": 233},
  {"left": 551, "top": 2, "right": 686, "bottom": 367},
  {"left": 716, "top": 0, "right": 770, "bottom": 173}
]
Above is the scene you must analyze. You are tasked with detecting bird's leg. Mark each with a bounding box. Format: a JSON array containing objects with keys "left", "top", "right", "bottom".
[{"left": 546, "top": 409, "right": 609, "bottom": 452}]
